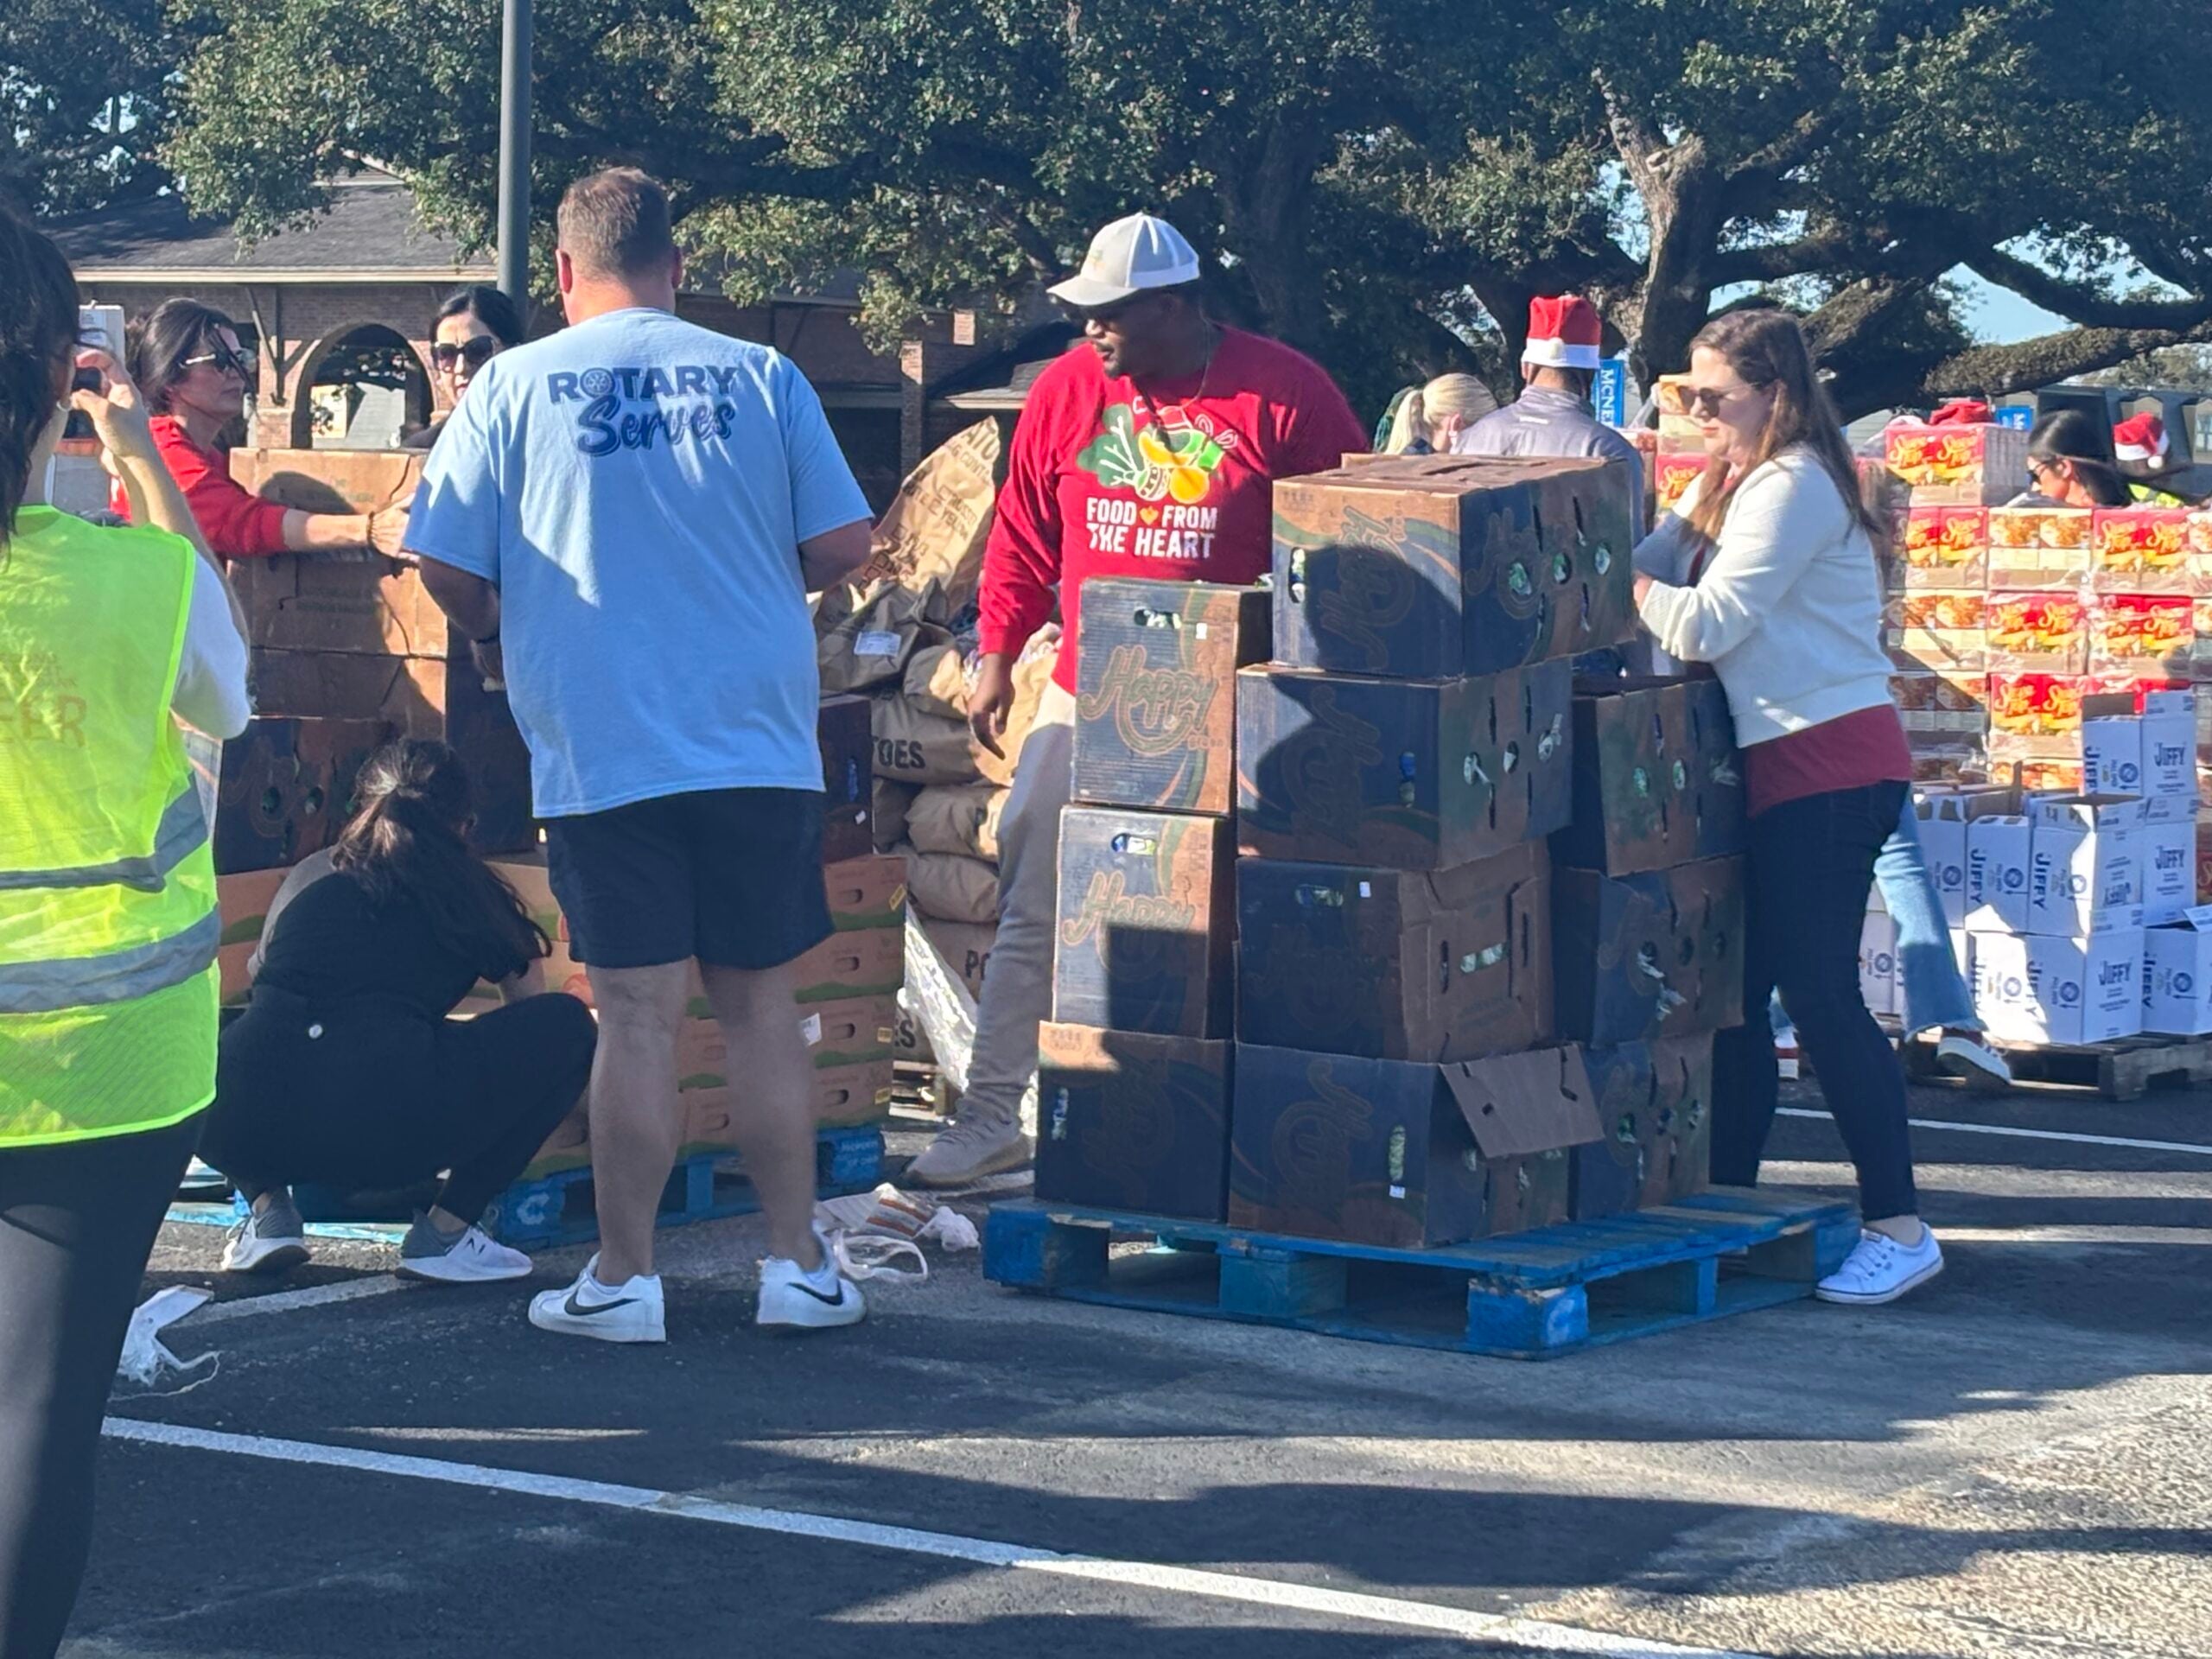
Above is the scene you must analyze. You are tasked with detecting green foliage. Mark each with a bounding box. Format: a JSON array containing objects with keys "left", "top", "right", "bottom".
[
  {"left": 1, "top": 0, "right": 190, "bottom": 212},
  {"left": 145, "top": 0, "right": 2212, "bottom": 419}
]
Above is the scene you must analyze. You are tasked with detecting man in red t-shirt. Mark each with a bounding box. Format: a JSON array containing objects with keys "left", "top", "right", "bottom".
[{"left": 907, "top": 212, "right": 1367, "bottom": 1185}]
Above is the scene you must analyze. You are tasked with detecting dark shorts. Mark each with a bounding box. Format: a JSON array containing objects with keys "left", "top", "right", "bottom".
[{"left": 543, "top": 788, "right": 831, "bottom": 971}]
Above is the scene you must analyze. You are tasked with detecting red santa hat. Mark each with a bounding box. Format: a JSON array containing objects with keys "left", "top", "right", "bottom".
[
  {"left": 1522, "top": 295, "right": 1603, "bottom": 372},
  {"left": 1925, "top": 398, "right": 1995, "bottom": 427},
  {"left": 2113, "top": 411, "right": 2170, "bottom": 469}
]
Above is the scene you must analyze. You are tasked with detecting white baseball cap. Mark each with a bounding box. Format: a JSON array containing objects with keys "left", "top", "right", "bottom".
[{"left": 1049, "top": 213, "right": 1202, "bottom": 309}]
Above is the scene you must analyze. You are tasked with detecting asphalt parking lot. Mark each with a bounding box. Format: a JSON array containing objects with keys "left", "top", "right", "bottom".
[{"left": 64, "top": 1075, "right": 2212, "bottom": 1659}]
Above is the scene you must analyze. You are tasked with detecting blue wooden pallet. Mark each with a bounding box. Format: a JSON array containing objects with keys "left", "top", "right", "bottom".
[
  {"left": 167, "top": 1127, "right": 886, "bottom": 1252},
  {"left": 983, "top": 1187, "right": 1859, "bottom": 1360}
]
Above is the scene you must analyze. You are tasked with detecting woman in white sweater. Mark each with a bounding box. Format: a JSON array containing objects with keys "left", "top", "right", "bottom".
[{"left": 1632, "top": 308, "right": 1938, "bottom": 1307}]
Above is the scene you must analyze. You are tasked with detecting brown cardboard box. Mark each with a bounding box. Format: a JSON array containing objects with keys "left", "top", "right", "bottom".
[
  {"left": 1234, "top": 842, "right": 1549, "bottom": 1062},
  {"left": 824, "top": 851, "right": 907, "bottom": 931},
  {"left": 1569, "top": 1034, "right": 1713, "bottom": 1219},
  {"left": 248, "top": 644, "right": 534, "bottom": 854},
  {"left": 1236, "top": 659, "right": 1573, "bottom": 870},
  {"left": 1035, "top": 1023, "right": 1232, "bottom": 1220},
  {"left": 229, "top": 447, "right": 425, "bottom": 515},
  {"left": 1052, "top": 808, "right": 1234, "bottom": 1038},
  {"left": 791, "top": 924, "right": 906, "bottom": 1003},
  {"left": 215, "top": 867, "right": 291, "bottom": 1006},
  {"left": 798, "top": 995, "right": 900, "bottom": 1069},
  {"left": 1226, "top": 1044, "right": 1600, "bottom": 1248},
  {"left": 1553, "top": 857, "right": 1746, "bottom": 1044},
  {"left": 1552, "top": 675, "right": 1746, "bottom": 875},
  {"left": 682, "top": 1057, "right": 895, "bottom": 1144},
  {"left": 230, "top": 554, "right": 450, "bottom": 658},
  {"left": 1272, "top": 455, "right": 1634, "bottom": 680},
  {"left": 213, "top": 716, "right": 393, "bottom": 874},
  {"left": 518, "top": 1104, "right": 592, "bottom": 1182},
  {"left": 1072, "top": 578, "right": 1270, "bottom": 816}
]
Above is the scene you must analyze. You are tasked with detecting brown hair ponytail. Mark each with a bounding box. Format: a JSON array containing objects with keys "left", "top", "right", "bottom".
[{"left": 0, "top": 206, "right": 81, "bottom": 545}]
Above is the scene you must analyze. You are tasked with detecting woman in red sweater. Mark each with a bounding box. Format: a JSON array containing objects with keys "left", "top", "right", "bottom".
[{"left": 116, "top": 301, "right": 408, "bottom": 559}]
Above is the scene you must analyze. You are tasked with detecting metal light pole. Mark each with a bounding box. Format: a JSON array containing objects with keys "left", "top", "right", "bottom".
[{"left": 495, "top": 0, "right": 532, "bottom": 306}]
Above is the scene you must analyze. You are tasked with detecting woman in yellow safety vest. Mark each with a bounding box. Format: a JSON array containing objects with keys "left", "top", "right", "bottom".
[{"left": 0, "top": 208, "right": 249, "bottom": 1658}]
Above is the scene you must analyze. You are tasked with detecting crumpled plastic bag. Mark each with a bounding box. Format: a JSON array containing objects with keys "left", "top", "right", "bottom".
[
  {"left": 114, "top": 1286, "right": 219, "bottom": 1395},
  {"left": 814, "top": 1183, "right": 981, "bottom": 1283}
]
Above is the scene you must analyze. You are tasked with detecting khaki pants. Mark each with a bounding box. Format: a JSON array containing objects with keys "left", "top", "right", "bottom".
[{"left": 962, "top": 680, "right": 1076, "bottom": 1126}]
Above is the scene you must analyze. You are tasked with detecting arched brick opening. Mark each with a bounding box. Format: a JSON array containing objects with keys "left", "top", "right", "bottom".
[{"left": 287, "top": 321, "right": 434, "bottom": 448}]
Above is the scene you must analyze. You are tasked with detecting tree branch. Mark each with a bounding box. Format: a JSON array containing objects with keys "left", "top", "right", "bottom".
[
  {"left": 1929, "top": 321, "right": 2212, "bottom": 398},
  {"left": 1967, "top": 246, "right": 2212, "bottom": 332}
]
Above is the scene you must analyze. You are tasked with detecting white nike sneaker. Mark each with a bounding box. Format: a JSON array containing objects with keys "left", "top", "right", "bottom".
[
  {"left": 221, "top": 1205, "right": 310, "bottom": 1274},
  {"left": 396, "top": 1218, "right": 534, "bottom": 1284},
  {"left": 757, "top": 1237, "right": 867, "bottom": 1331},
  {"left": 527, "top": 1255, "right": 666, "bottom": 1343},
  {"left": 1815, "top": 1225, "right": 1945, "bottom": 1306}
]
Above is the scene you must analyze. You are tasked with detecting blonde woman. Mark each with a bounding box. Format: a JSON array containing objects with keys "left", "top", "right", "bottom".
[
  {"left": 1380, "top": 372, "right": 1497, "bottom": 454},
  {"left": 1632, "top": 308, "right": 1937, "bottom": 1308}
]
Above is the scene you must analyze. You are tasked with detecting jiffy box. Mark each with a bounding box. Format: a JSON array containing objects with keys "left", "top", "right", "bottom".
[
  {"left": 2143, "top": 907, "right": 2212, "bottom": 1035},
  {"left": 2027, "top": 795, "right": 2145, "bottom": 937},
  {"left": 1973, "top": 930, "right": 2144, "bottom": 1046},
  {"left": 1964, "top": 814, "right": 2035, "bottom": 934},
  {"left": 2141, "top": 819, "right": 2198, "bottom": 926},
  {"left": 1916, "top": 785, "right": 2018, "bottom": 927},
  {"left": 1859, "top": 906, "right": 1898, "bottom": 1017},
  {"left": 2081, "top": 688, "right": 2198, "bottom": 823}
]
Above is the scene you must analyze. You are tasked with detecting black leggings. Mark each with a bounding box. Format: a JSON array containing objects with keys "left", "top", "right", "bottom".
[
  {"left": 200, "top": 990, "right": 595, "bottom": 1222},
  {"left": 0, "top": 1112, "right": 201, "bottom": 1659},
  {"left": 1711, "top": 779, "right": 1919, "bottom": 1222}
]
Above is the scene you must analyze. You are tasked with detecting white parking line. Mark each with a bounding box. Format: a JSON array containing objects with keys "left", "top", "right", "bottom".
[
  {"left": 188, "top": 1276, "right": 407, "bottom": 1324},
  {"left": 1776, "top": 1105, "right": 2212, "bottom": 1157},
  {"left": 102, "top": 1417, "right": 1759, "bottom": 1659}
]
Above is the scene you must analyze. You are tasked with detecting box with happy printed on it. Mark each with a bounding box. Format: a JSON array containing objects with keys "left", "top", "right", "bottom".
[{"left": 2027, "top": 795, "right": 2146, "bottom": 938}]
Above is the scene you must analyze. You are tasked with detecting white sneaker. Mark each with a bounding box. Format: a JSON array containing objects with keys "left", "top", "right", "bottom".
[
  {"left": 397, "top": 1219, "right": 533, "bottom": 1284},
  {"left": 221, "top": 1208, "right": 310, "bottom": 1274},
  {"left": 1936, "top": 1032, "right": 2012, "bottom": 1092},
  {"left": 1815, "top": 1226, "right": 1945, "bottom": 1306},
  {"left": 527, "top": 1255, "right": 666, "bottom": 1343},
  {"left": 906, "top": 1111, "right": 1033, "bottom": 1187},
  {"left": 757, "top": 1237, "right": 867, "bottom": 1331}
]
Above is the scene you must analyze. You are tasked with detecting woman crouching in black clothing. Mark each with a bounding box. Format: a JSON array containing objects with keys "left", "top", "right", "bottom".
[{"left": 202, "top": 739, "right": 596, "bottom": 1281}]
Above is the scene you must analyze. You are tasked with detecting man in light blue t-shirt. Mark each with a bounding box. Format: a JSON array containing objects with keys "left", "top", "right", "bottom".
[{"left": 407, "top": 167, "right": 874, "bottom": 1344}]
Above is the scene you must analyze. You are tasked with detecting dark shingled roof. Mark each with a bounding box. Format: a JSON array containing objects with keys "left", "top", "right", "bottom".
[{"left": 46, "top": 175, "right": 489, "bottom": 280}]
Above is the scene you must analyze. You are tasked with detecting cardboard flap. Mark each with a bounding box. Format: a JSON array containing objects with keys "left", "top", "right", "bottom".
[{"left": 1440, "top": 1046, "right": 1601, "bottom": 1155}]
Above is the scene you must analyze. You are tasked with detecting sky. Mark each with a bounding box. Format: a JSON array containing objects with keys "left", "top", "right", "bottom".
[{"left": 1956, "top": 270, "right": 2070, "bottom": 343}]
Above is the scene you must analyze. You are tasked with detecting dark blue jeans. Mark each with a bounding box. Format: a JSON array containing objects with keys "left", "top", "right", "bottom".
[{"left": 1713, "top": 779, "right": 1918, "bottom": 1222}]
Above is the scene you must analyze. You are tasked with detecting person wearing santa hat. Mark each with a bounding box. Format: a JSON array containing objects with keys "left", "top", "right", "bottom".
[
  {"left": 2113, "top": 410, "right": 2171, "bottom": 471},
  {"left": 1456, "top": 294, "right": 1647, "bottom": 536},
  {"left": 2014, "top": 410, "right": 2136, "bottom": 508}
]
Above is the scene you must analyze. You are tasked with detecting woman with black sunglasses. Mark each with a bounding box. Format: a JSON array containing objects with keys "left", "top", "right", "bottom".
[
  {"left": 112, "top": 298, "right": 409, "bottom": 560},
  {"left": 404, "top": 285, "right": 526, "bottom": 451}
]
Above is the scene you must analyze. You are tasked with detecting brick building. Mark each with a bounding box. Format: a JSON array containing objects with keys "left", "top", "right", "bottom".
[{"left": 45, "top": 169, "right": 1017, "bottom": 512}]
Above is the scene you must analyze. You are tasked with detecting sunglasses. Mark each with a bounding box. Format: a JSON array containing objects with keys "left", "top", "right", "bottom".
[
  {"left": 433, "top": 336, "right": 501, "bottom": 372},
  {"left": 1666, "top": 381, "right": 1770, "bottom": 418},
  {"left": 183, "top": 342, "right": 252, "bottom": 380}
]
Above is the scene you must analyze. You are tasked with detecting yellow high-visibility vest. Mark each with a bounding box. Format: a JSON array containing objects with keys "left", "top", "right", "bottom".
[{"left": 0, "top": 506, "right": 219, "bottom": 1147}]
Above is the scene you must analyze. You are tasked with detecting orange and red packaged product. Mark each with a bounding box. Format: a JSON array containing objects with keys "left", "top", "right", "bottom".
[{"left": 2089, "top": 506, "right": 2194, "bottom": 593}]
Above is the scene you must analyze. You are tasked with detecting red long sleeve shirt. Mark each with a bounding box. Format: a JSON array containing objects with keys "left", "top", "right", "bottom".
[
  {"left": 110, "top": 416, "right": 290, "bottom": 558},
  {"left": 978, "top": 328, "right": 1369, "bottom": 690}
]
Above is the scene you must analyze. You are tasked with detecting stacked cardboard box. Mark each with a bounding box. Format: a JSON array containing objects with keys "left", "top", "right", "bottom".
[
  {"left": 1872, "top": 418, "right": 2212, "bottom": 794},
  {"left": 1217, "top": 455, "right": 1643, "bottom": 1248},
  {"left": 1911, "top": 689, "right": 2202, "bottom": 1045},
  {"left": 1033, "top": 578, "right": 1260, "bottom": 1220},
  {"left": 226, "top": 448, "right": 536, "bottom": 853},
  {"left": 1549, "top": 676, "right": 1749, "bottom": 1218}
]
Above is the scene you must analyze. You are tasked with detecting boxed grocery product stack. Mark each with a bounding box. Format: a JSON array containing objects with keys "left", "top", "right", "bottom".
[
  {"left": 1218, "top": 455, "right": 1646, "bottom": 1247},
  {"left": 1548, "top": 675, "right": 1750, "bottom": 1219},
  {"left": 227, "top": 448, "right": 536, "bottom": 853},
  {"left": 1031, "top": 578, "right": 1266, "bottom": 1220}
]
